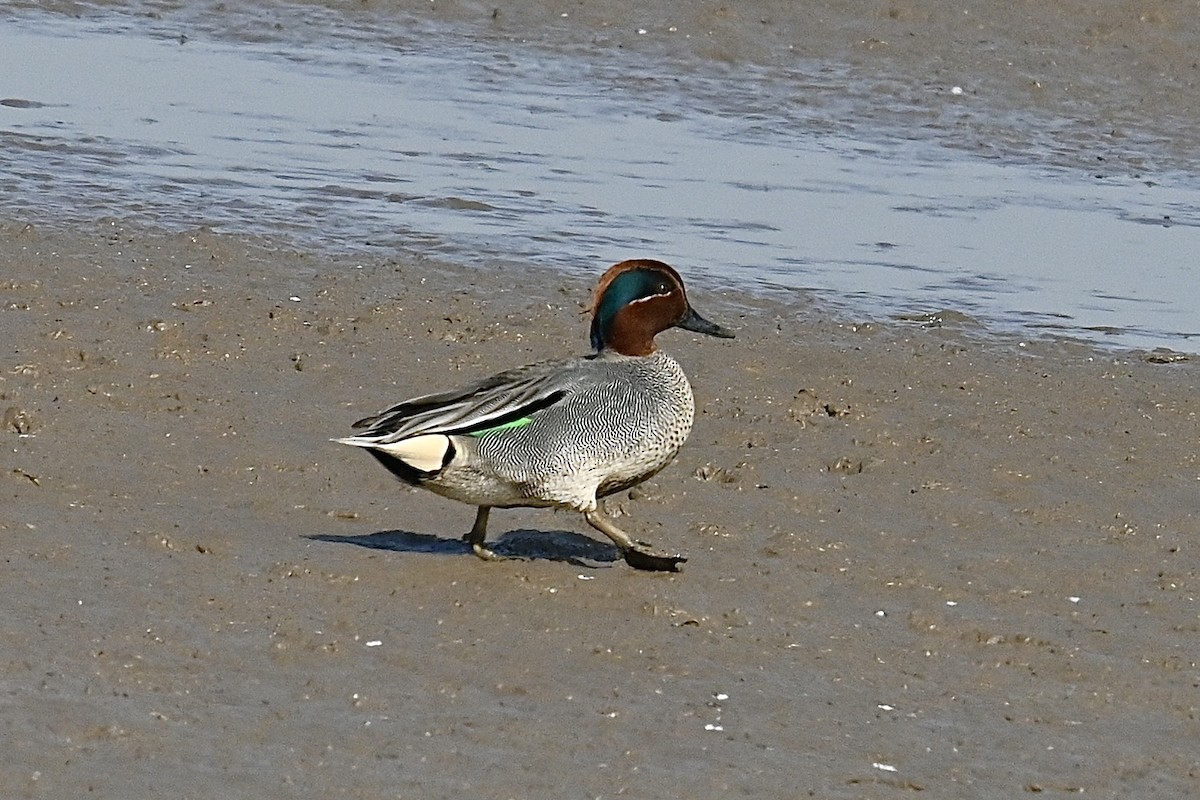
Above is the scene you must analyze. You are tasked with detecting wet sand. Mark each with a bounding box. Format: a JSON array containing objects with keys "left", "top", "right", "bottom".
[
  {"left": 2, "top": 219, "right": 1197, "bottom": 797},
  {"left": 4, "top": 1, "right": 1200, "bottom": 796}
]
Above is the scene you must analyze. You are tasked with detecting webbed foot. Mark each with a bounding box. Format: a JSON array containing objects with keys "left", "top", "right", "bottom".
[
  {"left": 584, "top": 506, "right": 688, "bottom": 573},
  {"left": 470, "top": 541, "right": 506, "bottom": 562},
  {"left": 622, "top": 547, "right": 687, "bottom": 572},
  {"left": 464, "top": 506, "right": 503, "bottom": 562}
]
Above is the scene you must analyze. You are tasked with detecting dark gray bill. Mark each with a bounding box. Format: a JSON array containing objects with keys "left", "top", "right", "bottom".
[{"left": 676, "top": 306, "right": 735, "bottom": 339}]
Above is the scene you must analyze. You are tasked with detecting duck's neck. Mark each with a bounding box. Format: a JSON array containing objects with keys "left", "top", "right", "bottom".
[
  {"left": 596, "top": 343, "right": 663, "bottom": 359},
  {"left": 598, "top": 338, "right": 658, "bottom": 357}
]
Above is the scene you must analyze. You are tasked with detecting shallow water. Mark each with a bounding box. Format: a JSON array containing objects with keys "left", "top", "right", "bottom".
[{"left": 2, "top": 6, "right": 1197, "bottom": 350}]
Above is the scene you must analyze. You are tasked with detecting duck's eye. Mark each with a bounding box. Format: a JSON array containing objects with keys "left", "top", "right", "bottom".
[{"left": 656, "top": 282, "right": 670, "bottom": 294}]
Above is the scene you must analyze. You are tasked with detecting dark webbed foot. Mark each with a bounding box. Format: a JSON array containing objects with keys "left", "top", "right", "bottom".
[
  {"left": 584, "top": 505, "right": 687, "bottom": 573},
  {"left": 622, "top": 547, "right": 687, "bottom": 572}
]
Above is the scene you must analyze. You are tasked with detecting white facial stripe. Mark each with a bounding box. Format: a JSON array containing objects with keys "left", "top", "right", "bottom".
[{"left": 628, "top": 290, "right": 672, "bottom": 306}]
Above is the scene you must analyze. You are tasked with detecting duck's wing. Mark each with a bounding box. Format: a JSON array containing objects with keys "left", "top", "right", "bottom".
[{"left": 347, "top": 357, "right": 586, "bottom": 443}]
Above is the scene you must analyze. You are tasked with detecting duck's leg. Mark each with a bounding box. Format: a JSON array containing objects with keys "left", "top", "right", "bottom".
[
  {"left": 584, "top": 502, "right": 686, "bottom": 572},
  {"left": 464, "top": 506, "right": 503, "bottom": 561}
]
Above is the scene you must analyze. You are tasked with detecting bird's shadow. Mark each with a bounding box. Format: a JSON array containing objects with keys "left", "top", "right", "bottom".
[{"left": 307, "top": 527, "right": 621, "bottom": 568}]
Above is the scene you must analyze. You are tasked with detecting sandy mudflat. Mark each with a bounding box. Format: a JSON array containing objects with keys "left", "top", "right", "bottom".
[{"left": 1, "top": 220, "right": 1196, "bottom": 797}]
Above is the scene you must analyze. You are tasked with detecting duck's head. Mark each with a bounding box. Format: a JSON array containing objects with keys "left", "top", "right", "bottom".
[{"left": 589, "top": 259, "right": 735, "bottom": 355}]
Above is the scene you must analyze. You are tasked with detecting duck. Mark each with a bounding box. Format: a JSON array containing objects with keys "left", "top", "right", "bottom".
[{"left": 334, "top": 259, "right": 734, "bottom": 571}]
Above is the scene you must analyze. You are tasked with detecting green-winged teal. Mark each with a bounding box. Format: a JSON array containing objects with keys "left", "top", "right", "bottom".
[{"left": 334, "top": 259, "right": 734, "bottom": 571}]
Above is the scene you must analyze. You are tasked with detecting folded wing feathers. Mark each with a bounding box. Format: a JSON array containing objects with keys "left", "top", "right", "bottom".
[{"left": 347, "top": 360, "right": 580, "bottom": 444}]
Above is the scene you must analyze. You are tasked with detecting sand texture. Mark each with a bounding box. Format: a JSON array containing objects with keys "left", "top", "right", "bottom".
[{"left": 2, "top": 221, "right": 1197, "bottom": 797}]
